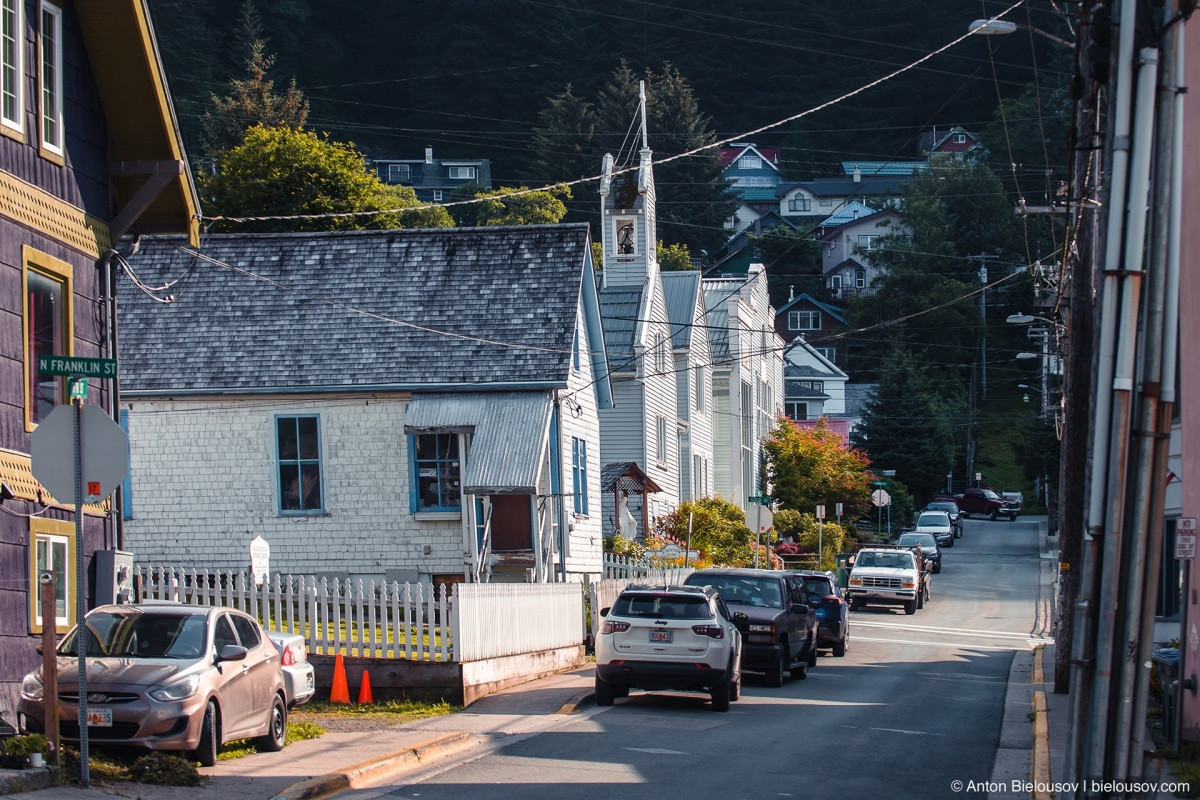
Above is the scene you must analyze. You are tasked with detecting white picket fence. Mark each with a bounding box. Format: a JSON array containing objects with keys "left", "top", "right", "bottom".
[
  {"left": 136, "top": 566, "right": 586, "bottom": 663},
  {"left": 587, "top": 556, "right": 694, "bottom": 643}
]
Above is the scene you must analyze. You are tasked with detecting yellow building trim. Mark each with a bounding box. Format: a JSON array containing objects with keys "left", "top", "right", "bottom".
[
  {"left": 22, "top": 246, "right": 73, "bottom": 432},
  {"left": 29, "top": 516, "right": 74, "bottom": 634},
  {"left": 0, "top": 447, "right": 110, "bottom": 517},
  {"left": 0, "top": 170, "right": 111, "bottom": 257}
]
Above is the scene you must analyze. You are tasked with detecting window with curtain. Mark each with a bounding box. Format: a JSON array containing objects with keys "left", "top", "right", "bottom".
[
  {"left": 276, "top": 415, "right": 324, "bottom": 513},
  {"left": 411, "top": 433, "right": 461, "bottom": 511}
]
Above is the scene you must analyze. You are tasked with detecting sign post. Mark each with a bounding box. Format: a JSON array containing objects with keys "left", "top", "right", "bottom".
[
  {"left": 39, "top": 572, "right": 59, "bottom": 765},
  {"left": 748, "top": 495, "right": 770, "bottom": 568},
  {"left": 30, "top": 357, "right": 127, "bottom": 789},
  {"left": 816, "top": 505, "right": 825, "bottom": 568}
]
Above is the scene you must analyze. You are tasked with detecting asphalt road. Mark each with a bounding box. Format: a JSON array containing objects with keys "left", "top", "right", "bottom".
[{"left": 346, "top": 517, "right": 1052, "bottom": 800}]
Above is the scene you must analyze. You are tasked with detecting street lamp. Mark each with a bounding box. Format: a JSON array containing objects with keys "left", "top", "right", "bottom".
[{"left": 968, "top": 18, "right": 1073, "bottom": 47}]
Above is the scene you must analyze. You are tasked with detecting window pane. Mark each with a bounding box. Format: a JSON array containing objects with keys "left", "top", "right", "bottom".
[
  {"left": 277, "top": 418, "right": 298, "bottom": 460},
  {"left": 27, "top": 269, "right": 65, "bottom": 423},
  {"left": 2, "top": 0, "right": 18, "bottom": 124},
  {"left": 298, "top": 416, "right": 320, "bottom": 459},
  {"left": 279, "top": 463, "right": 301, "bottom": 510},
  {"left": 40, "top": 5, "right": 59, "bottom": 148},
  {"left": 300, "top": 462, "right": 322, "bottom": 509}
]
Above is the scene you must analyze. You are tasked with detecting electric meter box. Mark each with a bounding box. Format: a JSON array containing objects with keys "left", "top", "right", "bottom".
[{"left": 94, "top": 549, "right": 134, "bottom": 605}]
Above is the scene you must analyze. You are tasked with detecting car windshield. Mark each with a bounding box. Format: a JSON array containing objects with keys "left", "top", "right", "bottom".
[
  {"left": 610, "top": 594, "right": 714, "bottom": 620},
  {"left": 59, "top": 611, "right": 208, "bottom": 659},
  {"left": 928, "top": 503, "right": 956, "bottom": 513},
  {"left": 854, "top": 552, "right": 914, "bottom": 569},
  {"left": 918, "top": 514, "right": 949, "bottom": 527},
  {"left": 898, "top": 534, "right": 937, "bottom": 548},
  {"left": 982, "top": 490, "right": 1002, "bottom": 500},
  {"left": 688, "top": 576, "right": 784, "bottom": 608}
]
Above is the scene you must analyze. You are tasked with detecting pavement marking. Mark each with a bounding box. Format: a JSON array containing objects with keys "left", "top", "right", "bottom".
[
  {"left": 843, "top": 724, "right": 947, "bottom": 736},
  {"left": 852, "top": 635, "right": 1042, "bottom": 651},
  {"left": 853, "top": 619, "right": 1056, "bottom": 642},
  {"left": 623, "top": 747, "right": 691, "bottom": 755}
]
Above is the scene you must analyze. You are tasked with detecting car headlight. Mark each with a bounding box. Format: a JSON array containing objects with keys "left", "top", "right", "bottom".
[
  {"left": 150, "top": 674, "right": 201, "bottom": 702},
  {"left": 20, "top": 672, "right": 44, "bottom": 701},
  {"left": 748, "top": 624, "right": 774, "bottom": 633}
]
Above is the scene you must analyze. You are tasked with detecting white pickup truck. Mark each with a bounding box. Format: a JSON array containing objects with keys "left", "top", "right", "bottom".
[{"left": 846, "top": 546, "right": 931, "bottom": 615}]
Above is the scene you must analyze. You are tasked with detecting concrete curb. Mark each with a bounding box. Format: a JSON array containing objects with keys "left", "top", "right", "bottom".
[
  {"left": 1031, "top": 645, "right": 1050, "bottom": 800},
  {"left": 555, "top": 691, "right": 594, "bottom": 714},
  {"left": 0, "top": 765, "right": 61, "bottom": 795},
  {"left": 268, "top": 731, "right": 474, "bottom": 800}
]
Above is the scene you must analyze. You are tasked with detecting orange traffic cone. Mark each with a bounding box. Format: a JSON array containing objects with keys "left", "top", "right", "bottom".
[
  {"left": 330, "top": 653, "right": 350, "bottom": 704},
  {"left": 357, "top": 670, "right": 373, "bottom": 705}
]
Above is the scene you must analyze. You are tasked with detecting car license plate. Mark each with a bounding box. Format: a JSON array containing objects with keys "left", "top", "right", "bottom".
[
  {"left": 650, "top": 630, "right": 672, "bottom": 643},
  {"left": 87, "top": 708, "right": 112, "bottom": 727}
]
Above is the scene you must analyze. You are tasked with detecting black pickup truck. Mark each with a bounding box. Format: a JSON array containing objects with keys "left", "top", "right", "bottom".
[{"left": 683, "top": 568, "right": 819, "bottom": 685}]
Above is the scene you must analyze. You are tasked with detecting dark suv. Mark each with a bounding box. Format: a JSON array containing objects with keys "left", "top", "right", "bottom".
[
  {"left": 896, "top": 532, "right": 941, "bottom": 574},
  {"left": 683, "top": 569, "right": 819, "bottom": 685},
  {"left": 787, "top": 570, "right": 849, "bottom": 657}
]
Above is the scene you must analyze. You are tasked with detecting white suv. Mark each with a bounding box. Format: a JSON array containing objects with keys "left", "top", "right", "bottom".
[{"left": 594, "top": 584, "right": 743, "bottom": 711}]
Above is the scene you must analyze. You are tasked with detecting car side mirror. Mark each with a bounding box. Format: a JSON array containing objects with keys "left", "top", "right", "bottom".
[
  {"left": 790, "top": 603, "right": 810, "bottom": 615},
  {"left": 216, "top": 644, "right": 248, "bottom": 663},
  {"left": 599, "top": 607, "right": 610, "bottom": 618}
]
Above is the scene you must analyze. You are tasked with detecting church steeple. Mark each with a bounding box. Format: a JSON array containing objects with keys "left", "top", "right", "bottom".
[{"left": 599, "top": 81, "right": 657, "bottom": 289}]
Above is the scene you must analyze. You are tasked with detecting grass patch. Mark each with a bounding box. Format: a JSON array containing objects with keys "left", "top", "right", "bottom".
[
  {"left": 292, "top": 697, "right": 458, "bottom": 724},
  {"left": 59, "top": 746, "right": 199, "bottom": 787},
  {"left": 218, "top": 719, "right": 328, "bottom": 761}
]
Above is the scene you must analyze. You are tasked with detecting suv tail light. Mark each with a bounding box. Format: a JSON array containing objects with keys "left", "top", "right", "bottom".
[
  {"left": 822, "top": 594, "right": 843, "bottom": 606},
  {"left": 691, "top": 625, "right": 725, "bottom": 639},
  {"left": 600, "top": 621, "right": 631, "bottom": 634}
]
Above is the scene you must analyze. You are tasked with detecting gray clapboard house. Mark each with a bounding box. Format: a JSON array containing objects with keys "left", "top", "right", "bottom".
[
  {"left": 596, "top": 90, "right": 681, "bottom": 540},
  {"left": 116, "top": 225, "right": 612, "bottom": 585},
  {"left": 662, "top": 271, "right": 715, "bottom": 502}
]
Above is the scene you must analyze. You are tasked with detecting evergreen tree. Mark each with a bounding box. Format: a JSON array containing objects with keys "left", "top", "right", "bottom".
[
  {"left": 200, "top": 38, "right": 310, "bottom": 155},
  {"left": 851, "top": 348, "right": 962, "bottom": 504}
]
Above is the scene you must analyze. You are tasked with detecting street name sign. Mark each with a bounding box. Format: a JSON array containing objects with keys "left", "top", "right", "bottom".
[{"left": 37, "top": 355, "right": 117, "bottom": 379}]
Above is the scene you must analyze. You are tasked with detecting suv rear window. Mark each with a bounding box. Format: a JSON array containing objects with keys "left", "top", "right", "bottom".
[
  {"left": 686, "top": 576, "right": 784, "bottom": 609},
  {"left": 611, "top": 593, "right": 714, "bottom": 620},
  {"left": 917, "top": 514, "right": 948, "bottom": 526}
]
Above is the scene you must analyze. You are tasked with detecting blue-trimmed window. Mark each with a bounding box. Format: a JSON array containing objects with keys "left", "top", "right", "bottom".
[
  {"left": 411, "top": 433, "right": 461, "bottom": 511},
  {"left": 571, "top": 438, "right": 588, "bottom": 515},
  {"left": 276, "top": 415, "right": 323, "bottom": 513}
]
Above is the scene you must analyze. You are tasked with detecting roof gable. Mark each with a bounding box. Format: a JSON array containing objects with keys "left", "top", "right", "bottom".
[
  {"left": 776, "top": 293, "right": 847, "bottom": 324},
  {"left": 117, "top": 225, "right": 592, "bottom": 392}
]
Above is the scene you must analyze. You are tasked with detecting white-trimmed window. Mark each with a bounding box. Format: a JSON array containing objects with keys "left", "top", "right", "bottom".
[
  {"left": 614, "top": 217, "right": 637, "bottom": 255},
  {"left": 653, "top": 332, "right": 668, "bottom": 373},
  {"left": 829, "top": 275, "right": 843, "bottom": 294},
  {"left": 856, "top": 268, "right": 867, "bottom": 288},
  {"left": 788, "top": 310, "right": 820, "bottom": 331},
  {"left": 693, "top": 364, "right": 705, "bottom": 413},
  {"left": 571, "top": 438, "right": 588, "bottom": 515},
  {"left": 954, "top": 133, "right": 967, "bottom": 144},
  {"left": 788, "top": 197, "right": 811, "bottom": 212},
  {"left": 819, "top": 197, "right": 834, "bottom": 207},
  {"left": 786, "top": 401, "right": 808, "bottom": 421},
  {"left": 815, "top": 346, "right": 836, "bottom": 363},
  {"left": 739, "top": 154, "right": 762, "bottom": 170},
  {"left": 2, "top": 0, "right": 23, "bottom": 134},
  {"left": 38, "top": 1, "right": 62, "bottom": 157},
  {"left": 447, "top": 165, "right": 477, "bottom": 180},
  {"left": 798, "top": 380, "right": 825, "bottom": 392},
  {"left": 432, "top": 190, "right": 443, "bottom": 201},
  {"left": 655, "top": 416, "right": 667, "bottom": 465},
  {"left": 858, "top": 234, "right": 879, "bottom": 250},
  {"left": 30, "top": 518, "right": 73, "bottom": 632},
  {"left": 387, "top": 164, "right": 410, "bottom": 183}
]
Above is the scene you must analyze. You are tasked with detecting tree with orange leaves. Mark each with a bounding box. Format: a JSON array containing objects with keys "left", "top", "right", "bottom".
[{"left": 763, "top": 416, "right": 873, "bottom": 519}]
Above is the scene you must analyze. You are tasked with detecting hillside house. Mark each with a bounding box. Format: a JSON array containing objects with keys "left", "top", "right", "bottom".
[
  {"left": 373, "top": 146, "right": 492, "bottom": 203},
  {"left": 917, "top": 125, "right": 980, "bottom": 159},
  {"left": 818, "top": 208, "right": 908, "bottom": 301},
  {"left": 116, "top": 225, "right": 611, "bottom": 587},
  {"left": 774, "top": 290, "right": 846, "bottom": 365},
  {"left": 0, "top": 0, "right": 199, "bottom": 723}
]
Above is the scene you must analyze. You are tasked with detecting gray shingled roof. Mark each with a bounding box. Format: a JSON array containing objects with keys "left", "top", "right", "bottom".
[
  {"left": 662, "top": 271, "right": 701, "bottom": 349},
  {"left": 117, "top": 226, "right": 589, "bottom": 392},
  {"left": 598, "top": 287, "right": 642, "bottom": 371}
]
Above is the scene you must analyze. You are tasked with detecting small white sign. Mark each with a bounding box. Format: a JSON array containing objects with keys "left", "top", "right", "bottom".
[
  {"left": 836, "top": 502, "right": 843, "bottom": 516},
  {"left": 816, "top": 505, "right": 825, "bottom": 519},
  {"left": 250, "top": 535, "right": 271, "bottom": 586},
  {"left": 1178, "top": 518, "right": 1198, "bottom": 560}
]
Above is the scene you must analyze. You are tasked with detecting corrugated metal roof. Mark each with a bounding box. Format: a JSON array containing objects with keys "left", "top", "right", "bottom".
[
  {"left": 404, "top": 392, "right": 552, "bottom": 494},
  {"left": 662, "top": 271, "right": 701, "bottom": 349},
  {"left": 598, "top": 287, "right": 643, "bottom": 370},
  {"left": 841, "top": 161, "right": 928, "bottom": 176}
]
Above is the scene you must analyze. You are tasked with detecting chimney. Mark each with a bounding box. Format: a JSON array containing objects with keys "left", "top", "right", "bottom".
[
  {"left": 789, "top": 285, "right": 795, "bottom": 301},
  {"left": 853, "top": 166, "right": 861, "bottom": 183},
  {"left": 853, "top": 207, "right": 860, "bottom": 219},
  {"left": 425, "top": 146, "right": 433, "bottom": 164}
]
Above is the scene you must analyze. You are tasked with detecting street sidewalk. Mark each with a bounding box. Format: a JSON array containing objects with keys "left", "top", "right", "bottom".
[{"left": 0, "top": 667, "right": 596, "bottom": 800}]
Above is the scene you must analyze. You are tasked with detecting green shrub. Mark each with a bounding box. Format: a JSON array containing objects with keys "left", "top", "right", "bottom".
[
  {"left": 128, "top": 752, "right": 202, "bottom": 786},
  {"left": 3, "top": 734, "right": 49, "bottom": 756}
]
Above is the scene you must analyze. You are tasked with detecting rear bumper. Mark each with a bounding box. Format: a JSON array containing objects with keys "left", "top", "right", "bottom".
[{"left": 596, "top": 660, "right": 733, "bottom": 691}]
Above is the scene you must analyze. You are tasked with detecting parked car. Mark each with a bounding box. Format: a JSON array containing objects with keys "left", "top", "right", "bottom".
[
  {"left": 896, "top": 532, "right": 942, "bottom": 574},
  {"left": 847, "top": 545, "right": 932, "bottom": 614},
  {"left": 267, "top": 630, "right": 316, "bottom": 707},
  {"left": 787, "top": 569, "right": 849, "bottom": 657},
  {"left": 937, "top": 488, "right": 1020, "bottom": 521},
  {"left": 18, "top": 603, "right": 287, "bottom": 766},
  {"left": 594, "top": 584, "right": 742, "bottom": 711},
  {"left": 683, "top": 568, "right": 819, "bottom": 685},
  {"left": 922, "top": 500, "right": 963, "bottom": 538},
  {"left": 1001, "top": 492, "right": 1024, "bottom": 516},
  {"left": 914, "top": 510, "right": 955, "bottom": 548}
]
